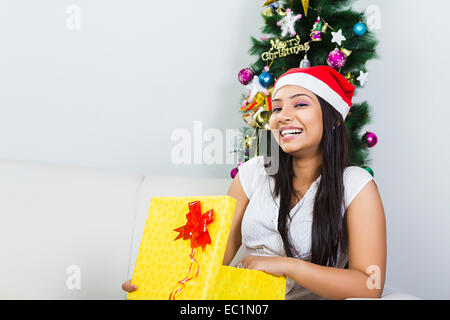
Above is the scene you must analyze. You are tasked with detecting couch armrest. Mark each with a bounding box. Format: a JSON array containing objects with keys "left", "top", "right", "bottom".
[{"left": 346, "top": 286, "right": 421, "bottom": 300}]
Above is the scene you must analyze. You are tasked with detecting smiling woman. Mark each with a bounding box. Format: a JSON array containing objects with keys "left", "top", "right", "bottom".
[
  {"left": 223, "top": 66, "right": 386, "bottom": 300},
  {"left": 270, "top": 88, "right": 324, "bottom": 157},
  {"left": 272, "top": 93, "right": 310, "bottom": 140}
]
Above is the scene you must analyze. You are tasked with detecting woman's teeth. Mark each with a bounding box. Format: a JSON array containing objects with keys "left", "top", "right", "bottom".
[{"left": 281, "top": 129, "right": 303, "bottom": 137}]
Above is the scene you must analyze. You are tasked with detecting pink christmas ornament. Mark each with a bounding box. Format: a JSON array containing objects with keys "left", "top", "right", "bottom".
[
  {"left": 310, "top": 16, "right": 323, "bottom": 41},
  {"left": 327, "top": 48, "right": 347, "bottom": 69},
  {"left": 363, "top": 131, "right": 378, "bottom": 148},
  {"left": 238, "top": 68, "right": 255, "bottom": 85},
  {"left": 230, "top": 167, "right": 239, "bottom": 179}
]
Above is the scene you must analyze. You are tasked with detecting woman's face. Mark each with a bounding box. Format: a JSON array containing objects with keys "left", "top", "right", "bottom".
[{"left": 269, "top": 85, "right": 323, "bottom": 156}]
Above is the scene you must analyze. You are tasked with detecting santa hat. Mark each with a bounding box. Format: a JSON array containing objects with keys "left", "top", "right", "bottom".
[{"left": 273, "top": 65, "right": 355, "bottom": 120}]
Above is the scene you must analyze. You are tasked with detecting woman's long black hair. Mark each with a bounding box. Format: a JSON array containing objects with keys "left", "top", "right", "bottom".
[{"left": 265, "top": 95, "right": 351, "bottom": 266}]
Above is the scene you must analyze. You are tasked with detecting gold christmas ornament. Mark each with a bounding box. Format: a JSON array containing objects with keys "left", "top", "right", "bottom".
[
  {"left": 344, "top": 72, "right": 355, "bottom": 83},
  {"left": 244, "top": 134, "right": 256, "bottom": 148},
  {"left": 301, "top": 0, "right": 309, "bottom": 16},
  {"left": 263, "top": 7, "right": 274, "bottom": 17},
  {"left": 240, "top": 86, "right": 273, "bottom": 113},
  {"left": 277, "top": 7, "right": 286, "bottom": 16},
  {"left": 253, "top": 107, "right": 272, "bottom": 130},
  {"left": 340, "top": 47, "right": 352, "bottom": 57},
  {"left": 255, "top": 92, "right": 267, "bottom": 107},
  {"left": 263, "top": 0, "right": 277, "bottom": 6},
  {"left": 262, "top": 1, "right": 285, "bottom": 18}
]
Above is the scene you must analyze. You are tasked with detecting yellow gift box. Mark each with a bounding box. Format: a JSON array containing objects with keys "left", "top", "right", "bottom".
[{"left": 127, "top": 196, "right": 286, "bottom": 300}]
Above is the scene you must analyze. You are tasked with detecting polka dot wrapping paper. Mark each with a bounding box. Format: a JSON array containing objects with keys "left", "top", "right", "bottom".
[
  {"left": 127, "top": 196, "right": 286, "bottom": 300},
  {"left": 215, "top": 265, "right": 286, "bottom": 300}
]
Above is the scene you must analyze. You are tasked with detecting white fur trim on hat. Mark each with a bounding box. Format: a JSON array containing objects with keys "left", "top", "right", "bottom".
[{"left": 273, "top": 73, "right": 350, "bottom": 119}]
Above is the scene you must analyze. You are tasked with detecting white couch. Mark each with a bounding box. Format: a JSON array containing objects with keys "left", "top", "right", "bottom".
[{"left": 0, "top": 158, "right": 420, "bottom": 300}]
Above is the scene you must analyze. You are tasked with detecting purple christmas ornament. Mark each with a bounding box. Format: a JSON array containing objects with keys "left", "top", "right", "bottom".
[
  {"left": 238, "top": 68, "right": 255, "bottom": 85},
  {"left": 327, "top": 48, "right": 347, "bottom": 69},
  {"left": 230, "top": 167, "right": 239, "bottom": 179},
  {"left": 311, "top": 30, "right": 322, "bottom": 41},
  {"left": 363, "top": 131, "right": 378, "bottom": 148}
]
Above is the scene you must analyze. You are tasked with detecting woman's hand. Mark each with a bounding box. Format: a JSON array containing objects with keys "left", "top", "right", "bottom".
[
  {"left": 235, "top": 255, "right": 291, "bottom": 277},
  {"left": 121, "top": 280, "right": 138, "bottom": 293}
]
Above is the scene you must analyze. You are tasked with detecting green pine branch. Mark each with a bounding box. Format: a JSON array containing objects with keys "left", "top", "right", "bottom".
[{"left": 236, "top": 0, "right": 379, "bottom": 173}]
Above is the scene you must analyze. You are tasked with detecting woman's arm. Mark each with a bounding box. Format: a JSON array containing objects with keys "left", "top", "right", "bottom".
[
  {"left": 222, "top": 173, "right": 249, "bottom": 266},
  {"left": 239, "top": 180, "right": 387, "bottom": 300}
]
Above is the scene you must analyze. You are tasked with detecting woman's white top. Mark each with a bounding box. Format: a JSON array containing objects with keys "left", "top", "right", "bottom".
[{"left": 238, "top": 156, "right": 374, "bottom": 300}]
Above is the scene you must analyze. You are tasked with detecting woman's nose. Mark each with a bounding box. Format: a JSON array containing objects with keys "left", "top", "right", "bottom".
[{"left": 277, "top": 109, "right": 294, "bottom": 122}]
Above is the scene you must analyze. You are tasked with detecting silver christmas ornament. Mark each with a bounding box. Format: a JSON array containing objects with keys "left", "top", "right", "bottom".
[{"left": 300, "top": 53, "right": 311, "bottom": 68}]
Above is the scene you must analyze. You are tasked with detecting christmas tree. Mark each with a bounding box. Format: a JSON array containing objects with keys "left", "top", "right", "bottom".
[{"left": 231, "top": 0, "right": 379, "bottom": 179}]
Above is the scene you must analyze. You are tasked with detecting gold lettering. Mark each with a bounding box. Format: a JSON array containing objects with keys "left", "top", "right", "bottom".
[
  {"left": 270, "top": 39, "right": 277, "bottom": 50},
  {"left": 261, "top": 38, "right": 309, "bottom": 62},
  {"left": 273, "top": 51, "right": 279, "bottom": 59},
  {"left": 304, "top": 42, "right": 310, "bottom": 51}
]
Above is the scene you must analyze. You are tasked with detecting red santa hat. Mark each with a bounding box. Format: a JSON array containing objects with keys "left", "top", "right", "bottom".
[{"left": 273, "top": 65, "right": 355, "bottom": 120}]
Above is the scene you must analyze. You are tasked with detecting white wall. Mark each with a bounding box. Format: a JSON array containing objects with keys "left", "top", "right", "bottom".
[
  {"left": 0, "top": 0, "right": 260, "bottom": 178},
  {"left": 0, "top": 0, "right": 449, "bottom": 299},
  {"left": 352, "top": 0, "right": 450, "bottom": 299}
]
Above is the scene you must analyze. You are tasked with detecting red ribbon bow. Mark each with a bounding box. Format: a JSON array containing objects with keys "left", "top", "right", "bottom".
[{"left": 173, "top": 201, "right": 214, "bottom": 251}]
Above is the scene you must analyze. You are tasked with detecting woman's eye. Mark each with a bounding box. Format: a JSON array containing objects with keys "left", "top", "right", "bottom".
[{"left": 272, "top": 104, "right": 307, "bottom": 112}]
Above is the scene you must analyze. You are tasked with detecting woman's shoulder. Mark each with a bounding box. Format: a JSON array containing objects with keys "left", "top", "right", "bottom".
[
  {"left": 344, "top": 166, "right": 373, "bottom": 182},
  {"left": 343, "top": 166, "right": 375, "bottom": 210},
  {"left": 240, "top": 155, "right": 265, "bottom": 166},
  {"left": 238, "top": 156, "right": 267, "bottom": 176},
  {"left": 237, "top": 156, "right": 268, "bottom": 200}
]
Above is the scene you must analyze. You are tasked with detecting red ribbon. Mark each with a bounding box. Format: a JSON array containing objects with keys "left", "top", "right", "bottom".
[
  {"left": 173, "top": 201, "right": 214, "bottom": 251},
  {"left": 241, "top": 100, "right": 258, "bottom": 112},
  {"left": 169, "top": 201, "right": 214, "bottom": 300},
  {"left": 169, "top": 248, "right": 199, "bottom": 300},
  {"left": 267, "top": 95, "right": 273, "bottom": 111}
]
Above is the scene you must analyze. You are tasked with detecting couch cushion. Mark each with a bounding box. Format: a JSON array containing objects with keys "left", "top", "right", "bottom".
[{"left": 0, "top": 158, "right": 144, "bottom": 299}]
